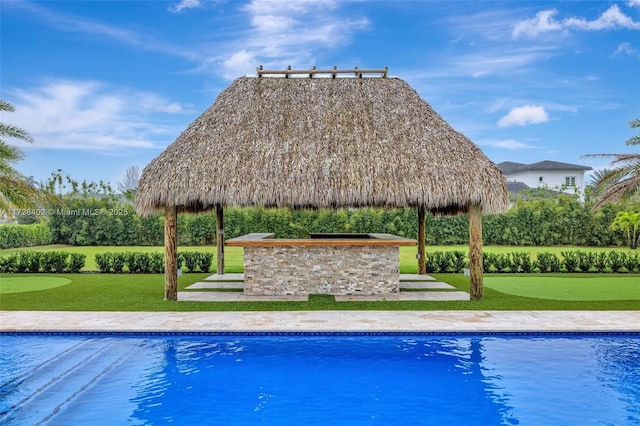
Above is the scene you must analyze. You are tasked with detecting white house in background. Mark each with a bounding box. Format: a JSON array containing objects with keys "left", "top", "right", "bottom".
[{"left": 497, "top": 160, "right": 592, "bottom": 201}]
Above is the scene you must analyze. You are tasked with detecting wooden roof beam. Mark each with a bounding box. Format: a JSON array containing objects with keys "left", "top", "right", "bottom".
[{"left": 256, "top": 65, "right": 388, "bottom": 78}]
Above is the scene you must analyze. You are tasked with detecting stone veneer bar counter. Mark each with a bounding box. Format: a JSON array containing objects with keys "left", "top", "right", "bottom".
[{"left": 226, "top": 233, "right": 416, "bottom": 296}]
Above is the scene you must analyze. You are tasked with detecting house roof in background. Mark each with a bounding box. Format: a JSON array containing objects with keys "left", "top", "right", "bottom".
[
  {"left": 498, "top": 160, "right": 592, "bottom": 175},
  {"left": 506, "top": 181, "right": 530, "bottom": 193},
  {"left": 497, "top": 161, "right": 525, "bottom": 175}
]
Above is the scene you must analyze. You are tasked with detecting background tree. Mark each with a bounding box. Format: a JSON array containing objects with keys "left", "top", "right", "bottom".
[
  {"left": 610, "top": 210, "right": 640, "bottom": 249},
  {"left": 0, "top": 99, "right": 59, "bottom": 215},
  {"left": 117, "top": 165, "right": 140, "bottom": 202},
  {"left": 583, "top": 118, "right": 640, "bottom": 209}
]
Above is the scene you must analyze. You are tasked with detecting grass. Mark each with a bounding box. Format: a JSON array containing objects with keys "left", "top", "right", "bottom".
[
  {"left": 1, "top": 276, "right": 72, "bottom": 294},
  {"left": 485, "top": 276, "right": 640, "bottom": 301},
  {"left": 1, "top": 244, "right": 635, "bottom": 273},
  {"left": 1, "top": 272, "right": 638, "bottom": 312}
]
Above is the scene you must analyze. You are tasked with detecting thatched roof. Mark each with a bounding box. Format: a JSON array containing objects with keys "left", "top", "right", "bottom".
[{"left": 136, "top": 76, "right": 508, "bottom": 215}]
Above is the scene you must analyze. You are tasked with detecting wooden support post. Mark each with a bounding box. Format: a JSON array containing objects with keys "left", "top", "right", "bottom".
[
  {"left": 216, "top": 204, "right": 225, "bottom": 275},
  {"left": 417, "top": 205, "right": 426, "bottom": 275},
  {"left": 164, "top": 206, "right": 178, "bottom": 301},
  {"left": 468, "top": 204, "right": 483, "bottom": 300}
]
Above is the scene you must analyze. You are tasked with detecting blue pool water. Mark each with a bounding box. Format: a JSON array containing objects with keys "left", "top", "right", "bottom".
[{"left": 1, "top": 333, "right": 639, "bottom": 425}]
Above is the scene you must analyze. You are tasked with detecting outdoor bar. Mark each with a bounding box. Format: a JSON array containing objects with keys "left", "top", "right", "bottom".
[
  {"left": 135, "top": 67, "right": 509, "bottom": 301},
  {"left": 226, "top": 233, "right": 416, "bottom": 296}
]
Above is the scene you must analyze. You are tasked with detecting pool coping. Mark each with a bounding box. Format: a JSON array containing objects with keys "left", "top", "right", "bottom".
[{"left": 2, "top": 310, "right": 639, "bottom": 333}]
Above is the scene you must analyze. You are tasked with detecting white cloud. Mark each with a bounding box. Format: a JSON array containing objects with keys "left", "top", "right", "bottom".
[
  {"left": 480, "top": 139, "right": 537, "bottom": 150},
  {"left": 214, "top": 0, "right": 369, "bottom": 79},
  {"left": 513, "top": 5, "right": 640, "bottom": 38},
  {"left": 454, "top": 46, "right": 557, "bottom": 78},
  {"left": 497, "top": 105, "right": 549, "bottom": 127},
  {"left": 611, "top": 42, "right": 640, "bottom": 57},
  {"left": 223, "top": 50, "right": 257, "bottom": 79},
  {"left": 564, "top": 5, "right": 640, "bottom": 31},
  {"left": 513, "top": 9, "right": 565, "bottom": 39},
  {"left": 169, "top": 0, "right": 201, "bottom": 13},
  {"left": 6, "top": 80, "right": 193, "bottom": 151},
  {"left": 629, "top": 0, "right": 640, "bottom": 7}
]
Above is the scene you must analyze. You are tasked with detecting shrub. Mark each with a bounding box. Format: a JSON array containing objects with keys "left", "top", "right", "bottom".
[
  {"left": 0, "top": 254, "right": 18, "bottom": 273},
  {"left": 41, "top": 251, "right": 68, "bottom": 273},
  {"left": 607, "top": 251, "right": 623, "bottom": 273},
  {"left": 149, "top": 252, "right": 165, "bottom": 274},
  {"left": 483, "top": 253, "right": 496, "bottom": 273},
  {"left": 68, "top": 253, "right": 86, "bottom": 273},
  {"left": 594, "top": 252, "right": 608, "bottom": 273},
  {"left": 95, "top": 253, "right": 113, "bottom": 273},
  {"left": 537, "top": 252, "right": 561, "bottom": 273},
  {"left": 620, "top": 252, "right": 639, "bottom": 273},
  {"left": 576, "top": 251, "right": 595, "bottom": 273},
  {"left": 0, "top": 224, "right": 52, "bottom": 249},
  {"left": 128, "top": 252, "right": 151, "bottom": 273},
  {"left": 511, "top": 252, "right": 533, "bottom": 273},
  {"left": 493, "top": 253, "right": 511, "bottom": 273},
  {"left": 111, "top": 252, "right": 127, "bottom": 273},
  {"left": 178, "top": 251, "right": 213, "bottom": 273},
  {"left": 197, "top": 252, "right": 214, "bottom": 273},
  {"left": 180, "top": 252, "right": 200, "bottom": 273},
  {"left": 561, "top": 251, "right": 579, "bottom": 273},
  {"left": 434, "top": 252, "right": 451, "bottom": 273},
  {"left": 20, "top": 251, "right": 42, "bottom": 273},
  {"left": 450, "top": 251, "right": 467, "bottom": 273},
  {"left": 15, "top": 251, "right": 31, "bottom": 273},
  {"left": 424, "top": 253, "right": 438, "bottom": 273}
]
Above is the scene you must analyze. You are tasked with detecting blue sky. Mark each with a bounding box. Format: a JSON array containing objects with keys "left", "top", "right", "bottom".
[{"left": 1, "top": 0, "right": 639, "bottom": 188}]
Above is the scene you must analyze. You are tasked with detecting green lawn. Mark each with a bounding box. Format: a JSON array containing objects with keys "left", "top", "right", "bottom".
[
  {"left": 1, "top": 276, "right": 72, "bottom": 294},
  {"left": 485, "top": 276, "right": 640, "bottom": 301},
  {"left": 1, "top": 272, "right": 638, "bottom": 312}
]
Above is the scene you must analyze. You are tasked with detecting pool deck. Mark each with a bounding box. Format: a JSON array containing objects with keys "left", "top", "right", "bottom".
[{"left": 1, "top": 310, "right": 639, "bottom": 333}]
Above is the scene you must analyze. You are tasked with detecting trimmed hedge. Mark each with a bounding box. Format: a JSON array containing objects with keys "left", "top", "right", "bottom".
[
  {"left": 0, "top": 251, "right": 85, "bottom": 273},
  {"left": 426, "top": 250, "right": 640, "bottom": 273},
  {"left": 0, "top": 224, "right": 52, "bottom": 249},
  {"left": 92, "top": 251, "right": 211, "bottom": 273}
]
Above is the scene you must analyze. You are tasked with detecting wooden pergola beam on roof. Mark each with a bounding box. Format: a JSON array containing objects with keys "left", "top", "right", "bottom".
[{"left": 257, "top": 65, "right": 388, "bottom": 78}]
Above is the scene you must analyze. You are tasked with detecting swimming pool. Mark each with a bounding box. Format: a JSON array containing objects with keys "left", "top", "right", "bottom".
[{"left": 1, "top": 333, "right": 639, "bottom": 425}]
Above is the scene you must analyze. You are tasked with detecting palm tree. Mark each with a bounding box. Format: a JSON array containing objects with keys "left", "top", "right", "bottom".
[
  {"left": 0, "top": 99, "right": 59, "bottom": 215},
  {"left": 610, "top": 210, "right": 640, "bottom": 249},
  {"left": 583, "top": 118, "right": 640, "bottom": 210}
]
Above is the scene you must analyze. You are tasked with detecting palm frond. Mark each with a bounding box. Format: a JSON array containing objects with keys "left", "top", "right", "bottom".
[
  {"left": 584, "top": 117, "right": 639, "bottom": 209},
  {"left": 592, "top": 174, "right": 640, "bottom": 210},
  {"left": 0, "top": 141, "right": 26, "bottom": 164},
  {"left": 0, "top": 124, "right": 34, "bottom": 144},
  {"left": 0, "top": 100, "right": 15, "bottom": 113},
  {"left": 626, "top": 118, "right": 640, "bottom": 146}
]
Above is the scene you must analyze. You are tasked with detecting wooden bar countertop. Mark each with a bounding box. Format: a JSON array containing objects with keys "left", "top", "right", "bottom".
[{"left": 225, "top": 233, "right": 417, "bottom": 247}]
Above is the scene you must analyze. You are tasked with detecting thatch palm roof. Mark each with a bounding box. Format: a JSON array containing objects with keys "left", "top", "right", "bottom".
[{"left": 136, "top": 76, "right": 508, "bottom": 216}]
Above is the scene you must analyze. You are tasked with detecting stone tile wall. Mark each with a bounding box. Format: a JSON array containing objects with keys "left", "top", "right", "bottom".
[{"left": 243, "top": 245, "right": 400, "bottom": 296}]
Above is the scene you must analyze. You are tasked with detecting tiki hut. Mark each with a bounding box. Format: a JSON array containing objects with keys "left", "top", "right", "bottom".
[{"left": 136, "top": 68, "right": 508, "bottom": 301}]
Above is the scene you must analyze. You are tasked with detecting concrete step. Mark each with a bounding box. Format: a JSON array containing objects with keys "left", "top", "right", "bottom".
[
  {"left": 203, "top": 273, "right": 244, "bottom": 281},
  {"left": 178, "top": 291, "right": 308, "bottom": 302},
  {"left": 399, "top": 274, "right": 436, "bottom": 281},
  {"left": 400, "top": 282, "right": 455, "bottom": 290},
  {"left": 186, "top": 281, "right": 244, "bottom": 289}
]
